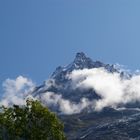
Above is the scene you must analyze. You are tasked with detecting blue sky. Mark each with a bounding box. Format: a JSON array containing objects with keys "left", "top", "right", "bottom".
[{"left": 0, "top": 0, "right": 140, "bottom": 87}]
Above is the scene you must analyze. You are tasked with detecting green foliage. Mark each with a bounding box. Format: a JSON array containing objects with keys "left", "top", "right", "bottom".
[{"left": 0, "top": 100, "right": 66, "bottom": 140}]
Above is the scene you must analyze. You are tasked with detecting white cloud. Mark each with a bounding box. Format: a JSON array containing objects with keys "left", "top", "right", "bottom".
[
  {"left": 0, "top": 76, "right": 93, "bottom": 114},
  {"left": 1, "top": 76, "right": 35, "bottom": 106},
  {"left": 2, "top": 67, "right": 140, "bottom": 114},
  {"left": 68, "top": 68, "right": 140, "bottom": 111}
]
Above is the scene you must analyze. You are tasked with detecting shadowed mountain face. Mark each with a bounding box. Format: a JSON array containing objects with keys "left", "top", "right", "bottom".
[
  {"left": 60, "top": 108, "right": 140, "bottom": 140},
  {"left": 31, "top": 52, "right": 140, "bottom": 140}
]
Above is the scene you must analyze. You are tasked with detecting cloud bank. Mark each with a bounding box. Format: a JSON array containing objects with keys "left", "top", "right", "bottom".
[
  {"left": 2, "top": 67, "right": 140, "bottom": 114},
  {"left": 0, "top": 76, "right": 93, "bottom": 114},
  {"left": 68, "top": 68, "right": 140, "bottom": 111}
]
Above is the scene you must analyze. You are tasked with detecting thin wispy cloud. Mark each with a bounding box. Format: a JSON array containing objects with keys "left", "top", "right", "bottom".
[{"left": 40, "top": 91, "right": 94, "bottom": 114}]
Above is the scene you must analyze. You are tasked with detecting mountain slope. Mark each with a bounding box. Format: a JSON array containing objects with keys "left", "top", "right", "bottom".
[{"left": 30, "top": 52, "right": 140, "bottom": 140}]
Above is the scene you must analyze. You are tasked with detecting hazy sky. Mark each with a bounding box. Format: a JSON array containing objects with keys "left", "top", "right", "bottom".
[{"left": 0, "top": 0, "right": 140, "bottom": 86}]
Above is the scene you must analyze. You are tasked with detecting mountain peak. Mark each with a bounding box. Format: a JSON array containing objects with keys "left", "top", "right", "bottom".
[
  {"left": 73, "top": 52, "right": 93, "bottom": 66},
  {"left": 74, "top": 52, "right": 90, "bottom": 62},
  {"left": 51, "top": 52, "right": 118, "bottom": 79},
  {"left": 75, "top": 52, "right": 87, "bottom": 59}
]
